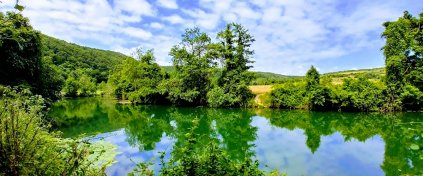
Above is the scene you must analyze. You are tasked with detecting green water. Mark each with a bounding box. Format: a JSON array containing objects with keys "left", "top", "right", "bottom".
[{"left": 48, "top": 97, "right": 423, "bottom": 176}]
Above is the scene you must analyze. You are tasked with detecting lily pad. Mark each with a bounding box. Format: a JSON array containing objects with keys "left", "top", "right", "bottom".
[{"left": 410, "top": 144, "right": 420, "bottom": 150}]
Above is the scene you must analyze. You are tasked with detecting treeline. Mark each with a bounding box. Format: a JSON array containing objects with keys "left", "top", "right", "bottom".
[
  {"left": 268, "top": 11, "right": 423, "bottom": 112},
  {"left": 109, "top": 25, "right": 256, "bottom": 107}
]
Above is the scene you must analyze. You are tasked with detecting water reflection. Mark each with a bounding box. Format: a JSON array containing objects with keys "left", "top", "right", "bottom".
[{"left": 48, "top": 98, "right": 423, "bottom": 176}]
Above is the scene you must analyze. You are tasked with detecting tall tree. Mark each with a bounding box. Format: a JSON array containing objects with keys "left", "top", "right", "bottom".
[
  {"left": 305, "top": 66, "right": 320, "bottom": 92},
  {"left": 305, "top": 66, "right": 328, "bottom": 110},
  {"left": 215, "top": 23, "right": 255, "bottom": 107},
  {"left": 382, "top": 11, "right": 423, "bottom": 111}
]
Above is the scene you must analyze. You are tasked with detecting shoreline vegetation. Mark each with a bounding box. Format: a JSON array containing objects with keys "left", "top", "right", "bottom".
[{"left": 1, "top": 2, "right": 423, "bottom": 175}]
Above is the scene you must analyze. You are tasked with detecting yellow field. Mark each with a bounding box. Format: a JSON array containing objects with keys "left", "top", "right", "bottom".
[{"left": 249, "top": 85, "right": 273, "bottom": 94}]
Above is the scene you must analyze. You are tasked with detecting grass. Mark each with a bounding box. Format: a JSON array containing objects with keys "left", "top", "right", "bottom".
[{"left": 250, "top": 85, "right": 273, "bottom": 94}]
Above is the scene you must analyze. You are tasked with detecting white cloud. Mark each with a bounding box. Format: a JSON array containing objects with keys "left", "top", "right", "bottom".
[
  {"left": 183, "top": 9, "right": 220, "bottom": 30},
  {"left": 114, "top": 0, "right": 155, "bottom": 17},
  {"left": 150, "top": 22, "right": 164, "bottom": 29},
  {"left": 121, "top": 26, "right": 152, "bottom": 39},
  {"left": 157, "top": 0, "right": 178, "bottom": 9},
  {"left": 1, "top": 0, "right": 417, "bottom": 75},
  {"left": 163, "top": 14, "right": 184, "bottom": 24}
]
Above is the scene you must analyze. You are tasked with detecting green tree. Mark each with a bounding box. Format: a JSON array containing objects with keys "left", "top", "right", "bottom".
[
  {"left": 382, "top": 11, "right": 423, "bottom": 111},
  {"left": 0, "top": 12, "right": 41, "bottom": 86},
  {"left": 160, "top": 28, "right": 214, "bottom": 105},
  {"left": 63, "top": 77, "right": 79, "bottom": 97},
  {"left": 305, "top": 66, "right": 328, "bottom": 110},
  {"left": 305, "top": 66, "right": 320, "bottom": 92},
  {"left": 0, "top": 12, "right": 63, "bottom": 101},
  {"left": 109, "top": 48, "right": 166, "bottom": 104},
  {"left": 214, "top": 23, "right": 255, "bottom": 107},
  {"left": 77, "top": 73, "right": 96, "bottom": 97}
]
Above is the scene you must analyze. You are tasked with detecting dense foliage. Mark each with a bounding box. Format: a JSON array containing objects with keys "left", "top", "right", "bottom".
[
  {"left": 110, "top": 24, "right": 256, "bottom": 107},
  {"left": 269, "top": 66, "right": 387, "bottom": 111},
  {"left": 0, "top": 12, "right": 62, "bottom": 101},
  {"left": 42, "top": 35, "right": 130, "bottom": 97},
  {"left": 0, "top": 10, "right": 130, "bottom": 100},
  {"left": 382, "top": 11, "right": 423, "bottom": 111},
  {"left": 42, "top": 35, "right": 129, "bottom": 84},
  {"left": 268, "top": 11, "right": 423, "bottom": 112},
  {"left": 159, "top": 28, "right": 215, "bottom": 105},
  {"left": 251, "top": 72, "right": 301, "bottom": 85},
  {"left": 0, "top": 86, "right": 116, "bottom": 175},
  {"left": 109, "top": 48, "right": 167, "bottom": 104}
]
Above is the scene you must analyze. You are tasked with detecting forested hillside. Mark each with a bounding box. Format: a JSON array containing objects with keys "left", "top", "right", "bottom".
[
  {"left": 40, "top": 35, "right": 131, "bottom": 97},
  {"left": 41, "top": 35, "right": 130, "bottom": 83}
]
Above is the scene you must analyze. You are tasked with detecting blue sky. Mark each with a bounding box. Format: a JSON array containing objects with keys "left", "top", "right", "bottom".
[{"left": 1, "top": 0, "right": 422, "bottom": 75}]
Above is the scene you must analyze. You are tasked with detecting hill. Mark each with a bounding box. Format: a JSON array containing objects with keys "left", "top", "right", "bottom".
[
  {"left": 323, "top": 67, "right": 385, "bottom": 84},
  {"left": 251, "top": 71, "right": 302, "bottom": 85},
  {"left": 41, "top": 35, "right": 131, "bottom": 83}
]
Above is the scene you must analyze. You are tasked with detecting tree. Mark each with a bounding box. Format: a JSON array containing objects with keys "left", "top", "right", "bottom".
[
  {"left": 0, "top": 12, "right": 42, "bottom": 86},
  {"left": 0, "top": 11, "right": 63, "bottom": 101},
  {"left": 214, "top": 23, "right": 255, "bottom": 107},
  {"left": 382, "top": 11, "right": 423, "bottom": 111},
  {"left": 109, "top": 48, "right": 166, "bottom": 104},
  {"left": 305, "top": 66, "right": 328, "bottom": 110},
  {"left": 161, "top": 28, "right": 214, "bottom": 105},
  {"left": 305, "top": 66, "right": 320, "bottom": 92}
]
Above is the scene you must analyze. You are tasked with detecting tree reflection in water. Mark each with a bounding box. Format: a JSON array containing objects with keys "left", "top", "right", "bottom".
[{"left": 49, "top": 98, "right": 423, "bottom": 175}]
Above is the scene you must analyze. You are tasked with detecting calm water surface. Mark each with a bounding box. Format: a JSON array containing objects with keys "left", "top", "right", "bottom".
[{"left": 48, "top": 98, "right": 423, "bottom": 176}]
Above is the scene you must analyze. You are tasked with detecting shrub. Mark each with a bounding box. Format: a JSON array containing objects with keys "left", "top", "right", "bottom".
[
  {"left": 207, "top": 87, "right": 237, "bottom": 107},
  {"left": 400, "top": 84, "right": 423, "bottom": 111},
  {"left": 269, "top": 82, "right": 306, "bottom": 109}
]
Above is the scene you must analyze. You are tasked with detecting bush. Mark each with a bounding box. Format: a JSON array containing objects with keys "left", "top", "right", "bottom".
[
  {"left": 307, "top": 86, "right": 332, "bottom": 111},
  {"left": 328, "top": 77, "right": 384, "bottom": 111},
  {"left": 269, "top": 82, "right": 306, "bottom": 109},
  {"left": 207, "top": 87, "right": 237, "bottom": 107},
  {"left": 400, "top": 84, "right": 423, "bottom": 111}
]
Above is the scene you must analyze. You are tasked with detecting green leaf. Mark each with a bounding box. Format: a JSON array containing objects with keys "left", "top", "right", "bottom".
[
  {"left": 14, "top": 4, "right": 24, "bottom": 11},
  {"left": 410, "top": 144, "right": 419, "bottom": 150}
]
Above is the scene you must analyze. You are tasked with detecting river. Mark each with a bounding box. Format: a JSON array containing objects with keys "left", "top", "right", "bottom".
[{"left": 48, "top": 97, "right": 422, "bottom": 176}]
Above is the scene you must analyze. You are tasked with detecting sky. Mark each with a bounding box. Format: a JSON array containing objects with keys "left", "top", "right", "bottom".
[{"left": 1, "top": 0, "right": 422, "bottom": 75}]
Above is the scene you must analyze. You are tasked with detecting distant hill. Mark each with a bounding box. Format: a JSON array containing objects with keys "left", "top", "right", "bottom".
[
  {"left": 250, "top": 67, "right": 385, "bottom": 85},
  {"left": 41, "top": 34, "right": 131, "bottom": 83},
  {"left": 322, "top": 67, "right": 385, "bottom": 84},
  {"left": 251, "top": 71, "right": 302, "bottom": 85},
  {"left": 161, "top": 66, "right": 175, "bottom": 73},
  {"left": 324, "top": 67, "right": 384, "bottom": 78}
]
